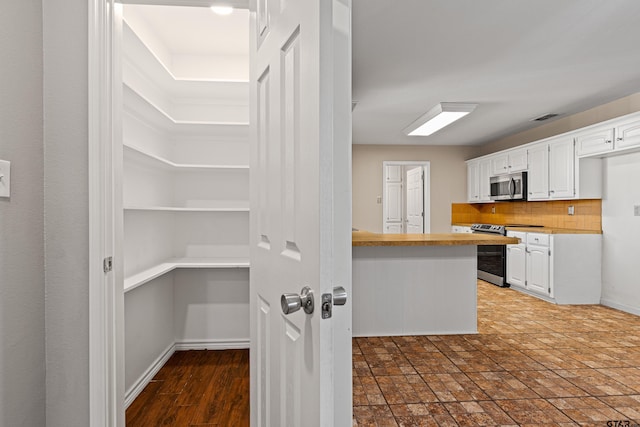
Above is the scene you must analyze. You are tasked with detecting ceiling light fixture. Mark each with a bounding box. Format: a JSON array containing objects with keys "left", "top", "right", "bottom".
[
  {"left": 211, "top": 5, "right": 234, "bottom": 15},
  {"left": 404, "top": 102, "right": 477, "bottom": 136}
]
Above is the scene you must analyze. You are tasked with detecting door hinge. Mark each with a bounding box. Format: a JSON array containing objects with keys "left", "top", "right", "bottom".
[
  {"left": 548, "top": 287, "right": 551, "bottom": 293},
  {"left": 548, "top": 249, "right": 551, "bottom": 256},
  {"left": 103, "top": 256, "right": 113, "bottom": 273}
]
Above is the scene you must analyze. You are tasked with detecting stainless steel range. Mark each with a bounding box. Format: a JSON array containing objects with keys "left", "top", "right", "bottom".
[{"left": 471, "top": 223, "right": 508, "bottom": 287}]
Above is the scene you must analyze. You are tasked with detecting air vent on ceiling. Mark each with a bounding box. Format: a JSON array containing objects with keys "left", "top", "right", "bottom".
[{"left": 531, "top": 113, "right": 559, "bottom": 122}]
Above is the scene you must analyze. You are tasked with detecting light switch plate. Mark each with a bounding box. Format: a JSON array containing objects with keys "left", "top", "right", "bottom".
[
  {"left": 568, "top": 205, "right": 574, "bottom": 215},
  {"left": 0, "top": 159, "right": 10, "bottom": 198}
]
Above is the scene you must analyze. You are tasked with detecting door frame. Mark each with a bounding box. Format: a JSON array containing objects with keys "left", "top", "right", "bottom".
[
  {"left": 88, "top": 1, "right": 250, "bottom": 425},
  {"left": 381, "top": 161, "right": 431, "bottom": 233}
]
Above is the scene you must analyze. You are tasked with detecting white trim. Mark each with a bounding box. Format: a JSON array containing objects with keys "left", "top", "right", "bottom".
[
  {"left": 381, "top": 161, "right": 431, "bottom": 234},
  {"left": 175, "top": 338, "right": 251, "bottom": 351},
  {"left": 120, "top": 0, "right": 249, "bottom": 8},
  {"left": 124, "top": 338, "right": 250, "bottom": 409},
  {"left": 124, "top": 343, "right": 176, "bottom": 409},
  {"left": 601, "top": 299, "right": 640, "bottom": 316},
  {"left": 89, "top": 1, "right": 125, "bottom": 426}
]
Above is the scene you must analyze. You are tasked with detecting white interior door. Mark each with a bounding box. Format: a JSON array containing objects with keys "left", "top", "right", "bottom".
[
  {"left": 406, "top": 166, "right": 424, "bottom": 233},
  {"left": 249, "top": 0, "right": 352, "bottom": 426}
]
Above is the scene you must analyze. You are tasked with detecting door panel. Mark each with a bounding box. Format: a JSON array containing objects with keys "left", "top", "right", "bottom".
[
  {"left": 406, "top": 166, "right": 423, "bottom": 233},
  {"left": 250, "top": 1, "right": 352, "bottom": 426}
]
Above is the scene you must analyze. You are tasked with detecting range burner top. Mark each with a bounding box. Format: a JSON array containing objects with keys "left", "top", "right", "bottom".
[{"left": 471, "top": 223, "right": 506, "bottom": 235}]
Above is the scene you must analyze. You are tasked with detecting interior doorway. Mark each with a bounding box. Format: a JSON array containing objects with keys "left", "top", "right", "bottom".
[{"left": 382, "top": 161, "right": 431, "bottom": 233}]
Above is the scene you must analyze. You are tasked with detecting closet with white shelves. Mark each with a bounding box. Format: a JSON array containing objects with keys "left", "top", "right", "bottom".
[{"left": 121, "top": 5, "right": 251, "bottom": 406}]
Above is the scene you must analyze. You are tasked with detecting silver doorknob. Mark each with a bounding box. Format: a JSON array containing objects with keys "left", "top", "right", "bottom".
[{"left": 281, "top": 286, "right": 314, "bottom": 315}]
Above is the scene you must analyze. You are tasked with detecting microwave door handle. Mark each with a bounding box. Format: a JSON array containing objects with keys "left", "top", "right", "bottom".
[{"left": 510, "top": 178, "right": 516, "bottom": 198}]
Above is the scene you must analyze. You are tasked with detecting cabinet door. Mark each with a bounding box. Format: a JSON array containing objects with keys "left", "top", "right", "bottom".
[
  {"left": 490, "top": 153, "right": 509, "bottom": 176},
  {"left": 526, "top": 245, "right": 550, "bottom": 296},
  {"left": 385, "top": 182, "right": 403, "bottom": 223},
  {"left": 506, "top": 244, "right": 526, "bottom": 289},
  {"left": 478, "top": 159, "right": 492, "bottom": 202},
  {"left": 527, "top": 143, "right": 549, "bottom": 200},
  {"left": 467, "top": 161, "right": 480, "bottom": 202},
  {"left": 549, "top": 138, "right": 574, "bottom": 199},
  {"left": 385, "top": 165, "right": 403, "bottom": 183},
  {"left": 508, "top": 148, "right": 528, "bottom": 173},
  {"left": 575, "top": 127, "right": 614, "bottom": 157},
  {"left": 616, "top": 117, "right": 640, "bottom": 150}
]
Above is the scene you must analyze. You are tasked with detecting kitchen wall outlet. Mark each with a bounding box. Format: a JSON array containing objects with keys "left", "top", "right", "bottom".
[
  {"left": 491, "top": 206, "right": 495, "bottom": 214},
  {"left": 634, "top": 205, "right": 640, "bottom": 216},
  {"left": 0, "top": 159, "right": 10, "bottom": 198},
  {"left": 568, "top": 205, "right": 574, "bottom": 215},
  {"left": 376, "top": 196, "right": 382, "bottom": 204}
]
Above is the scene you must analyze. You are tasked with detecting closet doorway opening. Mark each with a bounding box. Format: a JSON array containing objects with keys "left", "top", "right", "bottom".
[
  {"left": 117, "top": 3, "right": 252, "bottom": 424},
  {"left": 382, "top": 161, "right": 431, "bottom": 234}
]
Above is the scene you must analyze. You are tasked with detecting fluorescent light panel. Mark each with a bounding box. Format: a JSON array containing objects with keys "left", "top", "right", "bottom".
[{"left": 404, "top": 102, "right": 477, "bottom": 136}]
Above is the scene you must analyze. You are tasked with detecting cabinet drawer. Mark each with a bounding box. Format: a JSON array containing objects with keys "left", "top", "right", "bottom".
[{"left": 527, "top": 233, "right": 549, "bottom": 246}]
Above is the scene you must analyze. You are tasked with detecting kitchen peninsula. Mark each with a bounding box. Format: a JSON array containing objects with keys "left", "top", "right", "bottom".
[{"left": 352, "top": 230, "right": 518, "bottom": 336}]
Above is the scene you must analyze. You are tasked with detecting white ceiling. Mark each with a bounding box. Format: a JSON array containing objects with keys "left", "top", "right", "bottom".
[
  {"left": 127, "top": 1, "right": 640, "bottom": 147},
  {"left": 353, "top": 0, "right": 640, "bottom": 146}
]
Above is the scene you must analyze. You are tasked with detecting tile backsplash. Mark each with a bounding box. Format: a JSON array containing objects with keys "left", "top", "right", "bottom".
[{"left": 451, "top": 199, "right": 602, "bottom": 231}]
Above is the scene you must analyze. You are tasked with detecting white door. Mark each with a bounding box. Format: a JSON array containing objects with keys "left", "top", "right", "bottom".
[
  {"left": 406, "top": 166, "right": 424, "bottom": 233},
  {"left": 249, "top": 0, "right": 352, "bottom": 426}
]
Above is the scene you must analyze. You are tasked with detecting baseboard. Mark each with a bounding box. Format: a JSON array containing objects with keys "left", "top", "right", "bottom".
[
  {"left": 175, "top": 338, "right": 250, "bottom": 351},
  {"left": 601, "top": 299, "right": 640, "bottom": 316},
  {"left": 125, "top": 342, "right": 176, "bottom": 409}
]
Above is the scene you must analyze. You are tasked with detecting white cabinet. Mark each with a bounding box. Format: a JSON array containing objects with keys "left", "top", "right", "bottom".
[
  {"left": 548, "top": 137, "right": 575, "bottom": 199},
  {"left": 575, "top": 126, "right": 614, "bottom": 157},
  {"left": 506, "top": 231, "right": 526, "bottom": 289},
  {"left": 506, "top": 231, "right": 602, "bottom": 304},
  {"left": 615, "top": 116, "right": 640, "bottom": 150},
  {"left": 526, "top": 143, "right": 549, "bottom": 200},
  {"left": 466, "top": 160, "right": 480, "bottom": 203},
  {"left": 525, "top": 233, "right": 551, "bottom": 297},
  {"left": 466, "top": 158, "right": 491, "bottom": 203},
  {"left": 490, "top": 147, "right": 528, "bottom": 175}
]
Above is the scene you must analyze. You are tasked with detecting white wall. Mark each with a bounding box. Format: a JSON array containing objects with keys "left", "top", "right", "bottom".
[
  {"left": 0, "top": 2, "right": 46, "bottom": 426},
  {"left": 43, "top": 0, "right": 90, "bottom": 425},
  {"left": 601, "top": 151, "right": 640, "bottom": 314}
]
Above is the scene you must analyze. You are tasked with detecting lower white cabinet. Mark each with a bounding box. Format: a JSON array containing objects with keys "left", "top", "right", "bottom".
[
  {"left": 506, "top": 231, "right": 526, "bottom": 289},
  {"left": 506, "top": 230, "right": 601, "bottom": 304}
]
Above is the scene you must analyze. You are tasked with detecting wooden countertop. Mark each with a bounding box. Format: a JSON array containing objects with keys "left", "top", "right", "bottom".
[
  {"left": 451, "top": 223, "right": 602, "bottom": 235},
  {"left": 352, "top": 231, "right": 519, "bottom": 247}
]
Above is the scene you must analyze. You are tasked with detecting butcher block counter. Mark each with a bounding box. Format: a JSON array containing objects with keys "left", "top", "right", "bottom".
[
  {"left": 351, "top": 230, "right": 517, "bottom": 337},
  {"left": 352, "top": 230, "right": 518, "bottom": 246}
]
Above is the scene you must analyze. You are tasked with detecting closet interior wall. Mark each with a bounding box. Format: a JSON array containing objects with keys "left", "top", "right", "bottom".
[{"left": 120, "top": 6, "right": 250, "bottom": 406}]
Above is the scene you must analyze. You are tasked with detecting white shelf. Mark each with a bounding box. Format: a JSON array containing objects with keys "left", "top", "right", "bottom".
[
  {"left": 124, "top": 206, "right": 249, "bottom": 212},
  {"left": 124, "top": 257, "right": 250, "bottom": 293},
  {"left": 124, "top": 144, "right": 249, "bottom": 170}
]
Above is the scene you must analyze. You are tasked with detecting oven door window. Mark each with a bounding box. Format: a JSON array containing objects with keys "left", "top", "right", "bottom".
[{"left": 477, "top": 244, "right": 505, "bottom": 277}]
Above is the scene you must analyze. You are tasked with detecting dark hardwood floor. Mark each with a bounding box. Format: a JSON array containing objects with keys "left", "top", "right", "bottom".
[{"left": 126, "top": 349, "right": 249, "bottom": 426}]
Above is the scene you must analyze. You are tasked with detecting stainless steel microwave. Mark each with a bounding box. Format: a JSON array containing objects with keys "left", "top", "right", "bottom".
[{"left": 490, "top": 172, "right": 527, "bottom": 201}]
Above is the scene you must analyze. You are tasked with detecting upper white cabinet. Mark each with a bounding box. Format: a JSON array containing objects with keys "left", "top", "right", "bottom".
[
  {"left": 490, "top": 147, "right": 528, "bottom": 175},
  {"left": 526, "top": 143, "right": 549, "bottom": 200},
  {"left": 575, "top": 126, "right": 614, "bottom": 157},
  {"left": 615, "top": 116, "right": 640, "bottom": 150},
  {"left": 548, "top": 137, "right": 575, "bottom": 199},
  {"left": 466, "top": 158, "right": 491, "bottom": 203}
]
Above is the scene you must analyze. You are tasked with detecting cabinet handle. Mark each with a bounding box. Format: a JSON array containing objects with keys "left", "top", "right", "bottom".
[
  {"left": 617, "top": 137, "right": 623, "bottom": 141},
  {"left": 606, "top": 140, "right": 612, "bottom": 144}
]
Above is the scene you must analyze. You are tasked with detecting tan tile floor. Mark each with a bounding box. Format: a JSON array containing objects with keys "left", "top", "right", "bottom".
[{"left": 353, "top": 280, "right": 640, "bottom": 426}]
